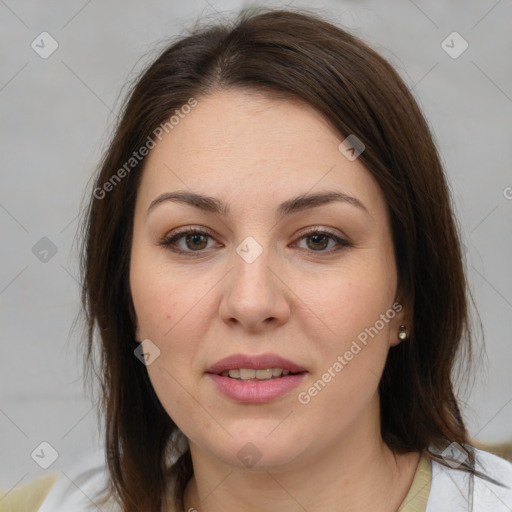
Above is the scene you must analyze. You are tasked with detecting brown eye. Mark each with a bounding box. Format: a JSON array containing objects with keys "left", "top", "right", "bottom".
[
  {"left": 183, "top": 232, "right": 209, "bottom": 250},
  {"left": 305, "top": 233, "right": 330, "bottom": 251},
  {"left": 160, "top": 228, "right": 218, "bottom": 253},
  {"left": 295, "top": 229, "right": 351, "bottom": 253}
]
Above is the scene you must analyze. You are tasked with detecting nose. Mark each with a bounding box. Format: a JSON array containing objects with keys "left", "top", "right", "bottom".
[{"left": 219, "top": 243, "right": 291, "bottom": 332}]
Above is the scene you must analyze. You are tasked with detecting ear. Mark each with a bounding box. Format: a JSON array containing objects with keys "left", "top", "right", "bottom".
[{"left": 388, "top": 295, "right": 411, "bottom": 348}]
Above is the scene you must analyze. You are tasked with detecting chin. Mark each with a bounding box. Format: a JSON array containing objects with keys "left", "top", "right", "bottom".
[{"left": 209, "top": 432, "right": 305, "bottom": 471}]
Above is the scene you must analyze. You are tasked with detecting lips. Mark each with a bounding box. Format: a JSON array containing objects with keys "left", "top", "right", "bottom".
[
  {"left": 206, "top": 353, "right": 308, "bottom": 403},
  {"left": 206, "top": 353, "right": 307, "bottom": 375}
]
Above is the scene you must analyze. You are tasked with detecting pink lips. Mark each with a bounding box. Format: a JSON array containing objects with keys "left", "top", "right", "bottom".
[{"left": 206, "top": 353, "right": 307, "bottom": 404}]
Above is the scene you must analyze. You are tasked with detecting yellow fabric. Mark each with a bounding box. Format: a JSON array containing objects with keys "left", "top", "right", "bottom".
[
  {"left": 398, "top": 451, "right": 432, "bottom": 512},
  {"left": 0, "top": 473, "right": 59, "bottom": 512},
  {"left": 0, "top": 453, "right": 431, "bottom": 512}
]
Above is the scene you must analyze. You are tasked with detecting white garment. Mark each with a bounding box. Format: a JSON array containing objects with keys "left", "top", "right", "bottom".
[
  {"left": 427, "top": 447, "right": 512, "bottom": 511},
  {"left": 38, "top": 445, "right": 512, "bottom": 511},
  {"left": 38, "top": 447, "right": 119, "bottom": 512}
]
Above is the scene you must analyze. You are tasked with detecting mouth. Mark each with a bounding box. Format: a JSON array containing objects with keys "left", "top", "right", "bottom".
[
  {"left": 206, "top": 352, "right": 307, "bottom": 377},
  {"left": 216, "top": 368, "right": 305, "bottom": 380},
  {"left": 205, "top": 353, "right": 308, "bottom": 403}
]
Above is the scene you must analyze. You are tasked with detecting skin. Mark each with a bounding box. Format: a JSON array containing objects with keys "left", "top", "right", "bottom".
[{"left": 130, "top": 88, "right": 420, "bottom": 511}]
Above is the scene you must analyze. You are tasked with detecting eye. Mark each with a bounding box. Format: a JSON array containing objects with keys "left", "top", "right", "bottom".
[
  {"left": 159, "top": 228, "right": 220, "bottom": 253},
  {"left": 159, "top": 227, "right": 351, "bottom": 255},
  {"left": 293, "top": 228, "right": 351, "bottom": 253}
]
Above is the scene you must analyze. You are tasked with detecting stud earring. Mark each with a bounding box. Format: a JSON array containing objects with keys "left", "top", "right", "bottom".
[{"left": 398, "top": 325, "right": 408, "bottom": 341}]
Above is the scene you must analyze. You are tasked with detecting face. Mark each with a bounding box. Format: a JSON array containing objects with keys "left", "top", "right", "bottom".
[{"left": 129, "top": 89, "right": 407, "bottom": 471}]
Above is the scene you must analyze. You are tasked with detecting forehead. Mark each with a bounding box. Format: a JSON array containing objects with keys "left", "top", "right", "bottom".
[
  {"left": 160, "top": 89, "right": 341, "bottom": 163},
  {"left": 137, "top": 89, "right": 386, "bottom": 218}
]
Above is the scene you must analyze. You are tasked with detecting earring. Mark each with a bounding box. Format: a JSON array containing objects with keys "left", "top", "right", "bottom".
[{"left": 398, "top": 325, "right": 408, "bottom": 341}]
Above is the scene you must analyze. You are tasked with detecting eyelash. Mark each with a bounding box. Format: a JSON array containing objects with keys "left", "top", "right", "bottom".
[{"left": 158, "top": 226, "right": 351, "bottom": 255}]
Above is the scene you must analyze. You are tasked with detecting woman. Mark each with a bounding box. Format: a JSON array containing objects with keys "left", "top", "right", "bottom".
[{"left": 3, "top": 7, "right": 511, "bottom": 512}]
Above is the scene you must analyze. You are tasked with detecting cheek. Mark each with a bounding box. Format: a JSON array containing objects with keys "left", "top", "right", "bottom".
[
  {"left": 131, "top": 277, "right": 209, "bottom": 378},
  {"left": 130, "top": 251, "right": 206, "bottom": 340},
  {"left": 134, "top": 289, "right": 208, "bottom": 433},
  {"left": 145, "top": 356, "right": 214, "bottom": 440},
  {"left": 130, "top": 259, "right": 215, "bottom": 428},
  {"left": 295, "top": 283, "right": 392, "bottom": 432},
  {"left": 296, "top": 257, "right": 396, "bottom": 402},
  {"left": 304, "top": 262, "right": 395, "bottom": 345}
]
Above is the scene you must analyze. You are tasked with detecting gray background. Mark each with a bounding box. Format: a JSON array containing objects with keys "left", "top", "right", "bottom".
[{"left": 1, "top": 0, "right": 511, "bottom": 491}]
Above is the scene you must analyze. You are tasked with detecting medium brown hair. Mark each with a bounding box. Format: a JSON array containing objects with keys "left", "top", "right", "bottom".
[{"left": 80, "top": 7, "right": 476, "bottom": 511}]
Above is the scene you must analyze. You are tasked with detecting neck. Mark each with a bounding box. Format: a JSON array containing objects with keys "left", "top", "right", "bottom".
[{"left": 183, "top": 397, "right": 420, "bottom": 512}]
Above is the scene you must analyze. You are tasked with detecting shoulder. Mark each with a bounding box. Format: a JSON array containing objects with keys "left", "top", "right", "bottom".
[
  {"left": 427, "top": 446, "right": 512, "bottom": 512},
  {"left": 38, "top": 447, "right": 121, "bottom": 512},
  {"left": 4, "top": 446, "right": 179, "bottom": 512},
  {"left": 0, "top": 447, "right": 120, "bottom": 512},
  {"left": 0, "top": 473, "right": 59, "bottom": 512},
  {"left": 474, "top": 447, "right": 512, "bottom": 480}
]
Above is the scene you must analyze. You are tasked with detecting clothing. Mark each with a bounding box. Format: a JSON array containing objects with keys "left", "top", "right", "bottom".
[
  {"left": 0, "top": 474, "right": 59, "bottom": 512},
  {"left": 399, "top": 451, "right": 431, "bottom": 511},
  {"left": 1, "top": 445, "right": 511, "bottom": 511}
]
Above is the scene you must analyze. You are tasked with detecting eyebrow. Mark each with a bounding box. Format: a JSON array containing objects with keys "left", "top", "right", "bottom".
[{"left": 147, "top": 190, "right": 370, "bottom": 219}]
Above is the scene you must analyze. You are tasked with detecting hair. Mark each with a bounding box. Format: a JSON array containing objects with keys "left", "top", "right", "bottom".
[{"left": 80, "top": 6, "right": 478, "bottom": 512}]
